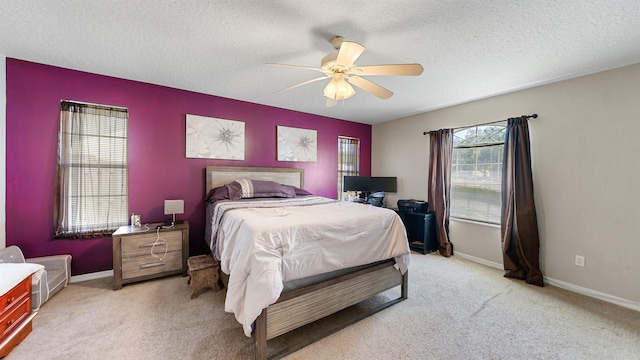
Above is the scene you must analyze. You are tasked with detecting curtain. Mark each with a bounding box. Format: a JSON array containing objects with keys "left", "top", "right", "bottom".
[
  {"left": 500, "top": 116, "right": 544, "bottom": 286},
  {"left": 54, "top": 101, "right": 129, "bottom": 239},
  {"left": 428, "top": 129, "right": 454, "bottom": 257}
]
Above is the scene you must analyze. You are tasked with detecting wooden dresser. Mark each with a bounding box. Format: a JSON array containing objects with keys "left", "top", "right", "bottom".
[
  {"left": 0, "top": 266, "right": 39, "bottom": 357},
  {"left": 112, "top": 221, "right": 189, "bottom": 290}
]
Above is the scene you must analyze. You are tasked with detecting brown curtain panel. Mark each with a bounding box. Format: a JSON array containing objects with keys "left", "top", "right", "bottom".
[
  {"left": 428, "top": 129, "right": 454, "bottom": 257},
  {"left": 501, "top": 116, "right": 544, "bottom": 286}
]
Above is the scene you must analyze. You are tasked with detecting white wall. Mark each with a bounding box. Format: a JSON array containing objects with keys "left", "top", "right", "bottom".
[
  {"left": 373, "top": 63, "right": 640, "bottom": 308},
  {"left": 1, "top": 54, "right": 6, "bottom": 249}
]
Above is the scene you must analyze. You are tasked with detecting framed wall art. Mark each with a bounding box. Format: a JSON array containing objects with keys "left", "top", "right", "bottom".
[
  {"left": 185, "top": 114, "right": 245, "bottom": 160},
  {"left": 277, "top": 125, "right": 317, "bottom": 162}
]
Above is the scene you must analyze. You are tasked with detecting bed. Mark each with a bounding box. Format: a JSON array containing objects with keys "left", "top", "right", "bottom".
[{"left": 204, "top": 166, "right": 410, "bottom": 359}]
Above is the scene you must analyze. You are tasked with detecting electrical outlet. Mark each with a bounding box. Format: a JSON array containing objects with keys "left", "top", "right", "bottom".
[{"left": 575, "top": 255, "right": 585, "bottom": 267}]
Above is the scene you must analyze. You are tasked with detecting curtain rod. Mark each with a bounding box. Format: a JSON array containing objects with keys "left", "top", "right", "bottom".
[
  {"left": 422, "top": 113, "right": 538, "bottom": 135},
  {"left": 61, "top": 99, "right": 128, "bottom": 111}
]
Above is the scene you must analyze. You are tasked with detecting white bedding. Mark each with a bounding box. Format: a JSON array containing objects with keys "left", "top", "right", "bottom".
[{"left": 206, "top": 196, "right": 410, "bottom": 337}]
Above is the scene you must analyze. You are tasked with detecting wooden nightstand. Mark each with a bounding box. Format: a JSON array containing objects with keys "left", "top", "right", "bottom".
[{"left": 112, "top": 221, "right": 189, "bottom": 290}]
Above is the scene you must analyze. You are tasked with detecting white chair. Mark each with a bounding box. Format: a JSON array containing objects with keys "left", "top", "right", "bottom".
[{"left": 0, "top": 246, "right": 71, "bottom": 310}]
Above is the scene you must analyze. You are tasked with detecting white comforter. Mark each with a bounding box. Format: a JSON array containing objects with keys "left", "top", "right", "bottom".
[{"left": 208, "top": 196, "right": 410, "bottom": 337}]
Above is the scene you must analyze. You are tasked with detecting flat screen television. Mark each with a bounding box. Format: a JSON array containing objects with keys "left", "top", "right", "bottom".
[
  {"left": 343, "top": 176, "right": 370, "bottom": 192},
  {"left": 369, "top": 177, "right": 397, "bottom": 193}
]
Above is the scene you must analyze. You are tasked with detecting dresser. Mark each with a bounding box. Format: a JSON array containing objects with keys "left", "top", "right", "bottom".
[
  {"left": 112, "top": 221, "right": 189, "bottom": 290},
  {"left": 0, "top": 263, "right": 42, "bottom": 357}
]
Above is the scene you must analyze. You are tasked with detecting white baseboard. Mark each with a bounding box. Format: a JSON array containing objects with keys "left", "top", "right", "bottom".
[
  {"left": 454, "top": 252, "right": 503, "bottom": 270},
  {"left": 70, "top": 270, "right": 113, "bottom": 284},
  {"left": 454, "top": 251, "right": 640, "bottom": 313},
  {"left": 544, "top": 276, "right": 640, "bottom": 312}
]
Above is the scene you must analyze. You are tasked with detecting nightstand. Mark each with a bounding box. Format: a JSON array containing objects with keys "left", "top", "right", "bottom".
[{"left": 112, "top": 221, "right": 189, "bottom": 290}]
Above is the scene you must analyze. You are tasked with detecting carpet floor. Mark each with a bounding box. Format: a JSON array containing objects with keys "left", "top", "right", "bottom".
[{"left": 6, "top": 252, "right": 640, "bottom": 359}]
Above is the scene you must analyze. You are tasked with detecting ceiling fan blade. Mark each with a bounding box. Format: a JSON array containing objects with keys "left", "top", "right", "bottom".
[
  {"left": 352, "top": 64, "right": 424, "bottom": 76},
  {"left": 348, "top": 76, "right": 393, "bottom": 99},
  {"left": 266, "top": 63, "right": 326, "bottom": 73},
  {"left": 335, "top": 41, "right": 365, "bottom": 67},
  {"left": 274, "top": 76, "right": 329, "bottom": 94},
  {"left": 325, "top": 97, "right": 338, "bottom": 108}
]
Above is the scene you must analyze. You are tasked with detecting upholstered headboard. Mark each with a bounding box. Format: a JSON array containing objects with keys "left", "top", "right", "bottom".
[{"left": 205, "top": 166, "right": 304, "bottom": 195}]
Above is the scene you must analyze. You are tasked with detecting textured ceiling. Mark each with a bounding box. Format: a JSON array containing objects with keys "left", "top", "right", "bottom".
[{"left": 1, "top": 1, "right": 640, "bottom": 124}]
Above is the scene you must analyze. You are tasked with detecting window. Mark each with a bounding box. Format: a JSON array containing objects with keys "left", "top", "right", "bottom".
[
  {"left": 54, "top": 101, "right": 129, "bottom": 238},
  {"left": 337, "top": 136, "right": 360, "bottom": 200},
  {"left": 451, "top": 124, "right": 505, "bottom": 224}
]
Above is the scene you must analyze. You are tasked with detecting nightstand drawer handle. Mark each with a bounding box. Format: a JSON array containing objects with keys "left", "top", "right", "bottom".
[
  {"left": 6, "top": 296, "right": 16, "bottom": 304},
  {"left": 140, "top": 261, "right": 165, "bottom": 269},
  {"left": 139, "top": 241, "right": 166, "bottom": 248},
  {"left": 6, "top": 319, "right": 15, "bottom": 325}
]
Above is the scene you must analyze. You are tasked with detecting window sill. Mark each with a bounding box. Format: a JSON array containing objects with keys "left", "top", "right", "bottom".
[{"left": 450, "top": 217, "right": 501, "bottom": 229}]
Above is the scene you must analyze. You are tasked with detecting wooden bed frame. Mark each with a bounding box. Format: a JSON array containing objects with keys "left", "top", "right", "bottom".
[{"left": 205, "top": 166, "right": 408, "bottom": 360}]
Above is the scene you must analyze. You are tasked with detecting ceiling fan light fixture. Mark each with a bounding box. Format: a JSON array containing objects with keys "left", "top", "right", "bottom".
[
  {"left": 269, "top": 35, "right": 422, "bottom": 103},
  {"left": 323, "top": 76, "right": 355, "bottom": 101}
]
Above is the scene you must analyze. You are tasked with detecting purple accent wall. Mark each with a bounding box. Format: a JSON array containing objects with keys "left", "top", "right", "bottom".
[{"left": 5, "top": 59, "right": 371, "bottom": 275}]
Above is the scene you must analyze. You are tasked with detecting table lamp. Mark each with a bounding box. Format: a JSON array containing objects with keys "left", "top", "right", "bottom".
[{"left": 164, "top": 199, "right": 184, "bottom": 225}]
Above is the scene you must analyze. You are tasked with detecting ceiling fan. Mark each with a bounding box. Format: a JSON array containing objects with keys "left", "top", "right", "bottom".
[{"left": 267, "top": 36, "right": 424, "bottom": 107}]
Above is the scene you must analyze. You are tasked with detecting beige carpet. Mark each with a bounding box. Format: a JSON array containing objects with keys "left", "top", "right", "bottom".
[{"left": 6, "top": 253, "right": 640, "bottom": 360}]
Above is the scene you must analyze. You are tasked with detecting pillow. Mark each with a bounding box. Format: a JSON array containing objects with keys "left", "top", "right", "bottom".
[
  {"left": 225, "top": 181, "right": 242, "bottom": 200},
  {"left": 227, "top": 179, "right": 296, "bottom": 200},
  {"left": 206, "top": 186, "right": 230, "bottom": 203},
  {"left": 293, "top": 186, "right": 312, "bottom": 196}
]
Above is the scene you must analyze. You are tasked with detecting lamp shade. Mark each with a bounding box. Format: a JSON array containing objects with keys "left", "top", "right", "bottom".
[
  {"left": 164, "top": 200, "right": 184, "bottom": 215},
  {"left": 323, "top": 75, "right": 355, "bottom": 100}
]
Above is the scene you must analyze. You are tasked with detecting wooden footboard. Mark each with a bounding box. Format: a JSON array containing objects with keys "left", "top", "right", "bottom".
[{"left": 253, "top": 259, "right": 408, "bottom": 360}]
